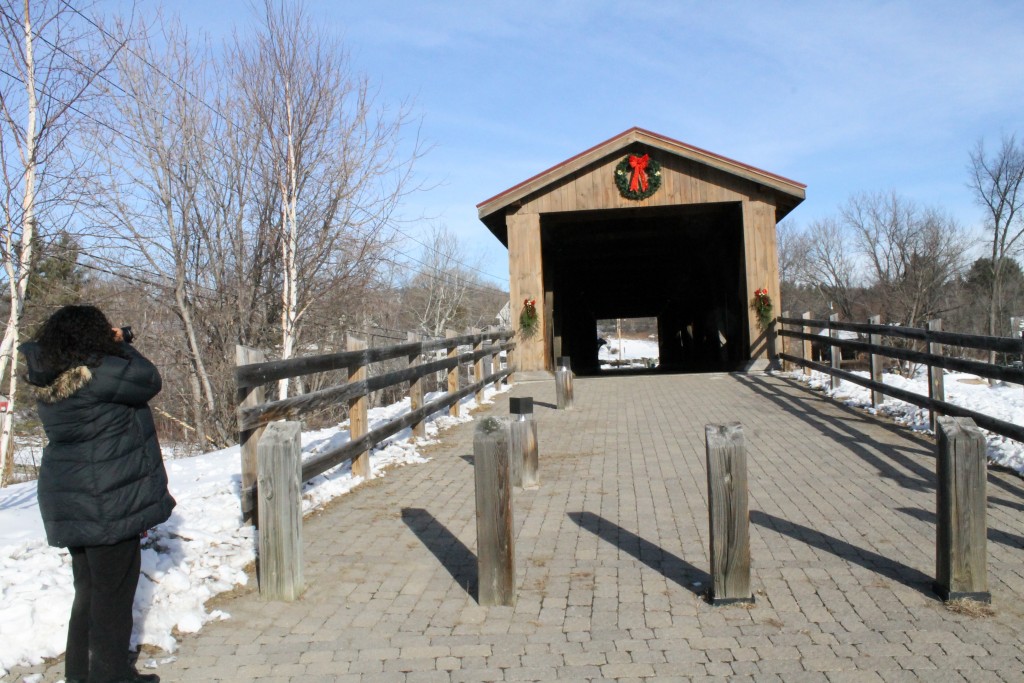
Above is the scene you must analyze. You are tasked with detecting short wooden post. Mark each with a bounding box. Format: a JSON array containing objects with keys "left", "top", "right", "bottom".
[
  {"left": 408, "top": 332, "right": 425, "bottom": 439},
  {"left": 474, "top": 417, "right": 515, "bottom": 606},
  {"left": 705, "top": 422, "right": 753, "bottom": 605},
  {"left": 829, "top": 313, "right": 841, "bottom": 391},
  {"left": 257, "top": 421, "right": 304, "bottom": 601},
  {"left": 236, "top": 345, "right": 268, "bottom": 526},
  {"left": 346, "top": 334, "right": 370, "bottom": 479},
  {"left": 868, "top": 314, "right": 883, "bottom": 407},
  {"left": 780, "top": 311, "right": 790, "bottom": 371},
  {"left": 801, "top": 311, "right": 812, "bottom": 376},
  {"left": 928, "top": 319, "right": 945, "bottom": 432},
  {"left": 472, "top": 327, "right": 486, "bottom": 404},
  {"left": 934, "top": 416, "right": 989, "bottom": 603},
  {"left": 510, "top": 397, "right": 539, "bottom": 489},
  {"left": 446, "top": 329, "right": 459, "bottom": 417},
  {"left": 555, "top": 356, "right": 574, "bottom": 410},
  {"left": 487, "top": 327, "right": 500, "bottom": 387}
]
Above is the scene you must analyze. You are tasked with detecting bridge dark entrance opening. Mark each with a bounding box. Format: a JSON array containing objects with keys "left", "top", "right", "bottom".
[{"left": 543, "top": 202, "right": 747, "bottom": 375}]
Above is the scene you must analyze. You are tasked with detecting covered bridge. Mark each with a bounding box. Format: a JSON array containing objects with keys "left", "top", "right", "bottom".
[{"left": 477, "top": 127, "right": 805, "bottom": 374}]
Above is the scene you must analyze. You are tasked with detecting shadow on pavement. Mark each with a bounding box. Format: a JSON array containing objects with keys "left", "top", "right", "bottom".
[
  {"left": 734, "top": 373, "right": 936, "bottom": 492},
  {"left": 750, "top": 509, "right": 936, "bottom": 595},
  {"left": 568, "top": 511, "right": 710, "bottom": 596},
  {"left": 896, "top": 506, "right": 1024, "bottom": 550},
  {"left": 401, "top": 507, "right": 476, "bottom": 599}
]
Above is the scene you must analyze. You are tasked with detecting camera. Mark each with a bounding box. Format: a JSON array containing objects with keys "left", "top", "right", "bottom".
[{"left": 121, "top": 326, "right": 135, "bottom": 344}]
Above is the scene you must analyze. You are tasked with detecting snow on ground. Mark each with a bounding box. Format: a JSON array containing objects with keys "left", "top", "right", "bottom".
[
  {"left": 789, "top": 367, "right": 1024, "bottom": 476},
  {"left": 600, "top": 337, "right": 660, "bottom": 368},
  {"left": 0, "top": 385, "right": 508, "bottom": 677}
]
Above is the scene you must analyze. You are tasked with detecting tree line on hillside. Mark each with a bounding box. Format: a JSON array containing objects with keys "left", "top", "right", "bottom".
[
  {"left": 0, "top": 1, "right": 505, "bottom": 485},
  {"left": 777, "top": 136, "right": 1024, "bottom": 365}
]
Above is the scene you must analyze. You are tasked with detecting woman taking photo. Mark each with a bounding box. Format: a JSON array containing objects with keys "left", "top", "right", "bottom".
[{"left": 19, "top": 305, "right": 176, "bottom": 683}]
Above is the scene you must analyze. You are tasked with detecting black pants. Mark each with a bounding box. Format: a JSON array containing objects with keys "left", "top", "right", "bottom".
[{"left": 66, "top": 536, "right": 142, "bottom": 683}]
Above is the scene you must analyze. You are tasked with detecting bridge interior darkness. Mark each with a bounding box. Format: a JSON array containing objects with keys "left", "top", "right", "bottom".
[{"left": 542, "top": 202, "right": 747, "bottom": 374}]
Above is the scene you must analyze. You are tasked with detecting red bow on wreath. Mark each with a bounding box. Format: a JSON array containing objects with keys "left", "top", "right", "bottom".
[{"left": 628, "top": 154, "right": 650, "bottom": 193}]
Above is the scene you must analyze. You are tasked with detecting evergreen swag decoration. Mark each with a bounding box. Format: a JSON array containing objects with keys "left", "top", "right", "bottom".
[
  {"left": 614, "top": 153, "right": 661, "bottom": 200},
  {"left": 519, "top": 298, "right": 539, "bottom": 338},
  {"left": 751, "top": 288, "right": 774, "bottom": 331}
]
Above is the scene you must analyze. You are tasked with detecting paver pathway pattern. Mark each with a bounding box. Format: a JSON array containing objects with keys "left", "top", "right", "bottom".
[{"left": 11, "top": 372, "right": 1024, "bottom": 682}]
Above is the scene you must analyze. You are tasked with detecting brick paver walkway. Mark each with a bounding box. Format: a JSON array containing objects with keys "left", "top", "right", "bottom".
[{"left": 12, "top": 372, "right": 1024, "bottom": 682}]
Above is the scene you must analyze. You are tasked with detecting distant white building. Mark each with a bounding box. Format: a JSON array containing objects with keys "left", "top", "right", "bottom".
[{"left": 496, "top": 300, "right": 511, "bottom": 327}]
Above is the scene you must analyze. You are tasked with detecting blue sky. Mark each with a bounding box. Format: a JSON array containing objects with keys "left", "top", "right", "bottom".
[{"left": 152, "top": 1, "right": 1024, "bottom": 287}]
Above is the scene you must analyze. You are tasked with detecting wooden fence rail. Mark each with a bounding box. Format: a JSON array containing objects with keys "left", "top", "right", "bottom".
[
  {"left": 776, "top": 315, "right": 1024, "bottom": 443},
  {"left": 235, "top": 328, "right": 516, "bottom": 526}
]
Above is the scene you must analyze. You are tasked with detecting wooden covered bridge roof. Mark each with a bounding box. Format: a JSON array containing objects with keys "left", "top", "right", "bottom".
[{"left": 477, "top": 126, "right": 807, "bottom": 244}]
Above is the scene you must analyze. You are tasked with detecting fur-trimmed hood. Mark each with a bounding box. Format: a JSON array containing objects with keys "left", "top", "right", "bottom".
[
  {"left": 19, "top": 341, "right": 94, "bottom": 403},
  {"left": 31, "top": 365, "right": 93, "bottom": 404}
]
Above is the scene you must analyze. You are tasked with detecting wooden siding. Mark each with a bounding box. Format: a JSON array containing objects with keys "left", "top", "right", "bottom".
[
  {"left": 507, "top": 212, "right": 547, "bottom": 371},
  {"left": 742, "top": 196, "right": 779, "bottom": 360}
]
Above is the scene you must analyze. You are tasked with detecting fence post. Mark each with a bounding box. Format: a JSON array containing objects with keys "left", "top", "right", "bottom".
[
  {"left": 472, "top": 327, "right": 486, "bottom": 404},
  {"left": 801, "top": 311, "right": 812, "bottom": 376},
  {"left": 780, "top": 311, "right": 790, "bottom": 371},
  {"left": 446, "top": 329, "right": 460, "bottom": 417},
  {"left": 705, "top": 422, "right": 752, "bottom": 605},
  {"left": 507, "top": 330, "right": 516, "bottom": 384},
  {"left": 555, "top": 356, "right": 574, "bottom": 410},
  {"left": 484, "top": 326, "right": 496, "bottom": 383},
  {"left": 236, "top": 345, "right": 268, "bottom": 526},
  {"left": 510, "top": 397, "right": 539, "bottom": 489},
  {"left": 487, "top": 327, "right": 500, "bottom": 388},
  {"left": 257, "top": 421, "right": 304, "bottom": 601},
  {"left": 346, "top": 334, "right": 370, "bottom": 479},
  {"left": 928, "top": 319, "right": 945, "bottom": 432},
  {"left": 934, "top": 416, "right": 989, "bottom": 603},
  {"left": 868, "top": 314, "right": 883, "bottom": 408},
  {"left": 829, "top": 313, "right": 840, "bottom": 391},
  {"left": 474, "top": 417, "right": 516, "bottom": 606},
  {"left": 408, "top": 332, "right": 425, "bottom": 439}
]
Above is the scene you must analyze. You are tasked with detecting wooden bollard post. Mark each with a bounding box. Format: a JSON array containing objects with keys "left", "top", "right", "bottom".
[
  {"left": 555, "top": 356, "right": 574, "bottom": 410},
  {"left": 705, "top": 422, "right": 753, "bottom": 605},
  {"left": 257, "top": 421, "right": 304, "bottom": 601},
  {"left": 934, "top": 416, "right": 989, "bottom": 603},
  {"left": 474, "top": 417, "right": 516, "bottom": 606},
  {"left": 510, "top": 397, "right": 539, "bottom": 489}
]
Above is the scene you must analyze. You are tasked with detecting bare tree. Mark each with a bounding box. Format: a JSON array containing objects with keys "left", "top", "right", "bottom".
[
  {"left": 0, "top": 0, "right": 124, "bottom": 485},
  {"left": 235, "top": 0, "right": 420, "bottom": 399},
  {"left": 802, "top": 216, "right": 860, "bottom": 319},
  {"left": 844, "top": 191, "right": 967, "bottom": 328},
  {"left": 406, "top": 226, "right": 476, "bottom": 338},
  {"left": 85, "top": 17, "right": 234, "bottom": 448},
  {"left": 967, "top": 135, "right": 1024, "bottom": 355}
]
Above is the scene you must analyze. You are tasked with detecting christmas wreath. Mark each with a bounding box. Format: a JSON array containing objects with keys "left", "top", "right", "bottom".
[
  {"left": 614, "top": 153, "right": 661, "bottom": 201},
  {"left": 750, "top": 288, "right": 774, "bottom": 331},
  {"left": 519, "top": 298, "right": 539, "bottom": 338}
]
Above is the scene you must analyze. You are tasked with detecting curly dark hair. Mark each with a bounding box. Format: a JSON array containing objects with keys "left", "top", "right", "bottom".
[{"left": 33, "top": 304, "right": 128, "bottom": 372}]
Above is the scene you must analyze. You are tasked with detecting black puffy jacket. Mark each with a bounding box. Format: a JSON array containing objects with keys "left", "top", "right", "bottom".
[{"left": 19, "top": 341, "right": 176, "bottom": 548}]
